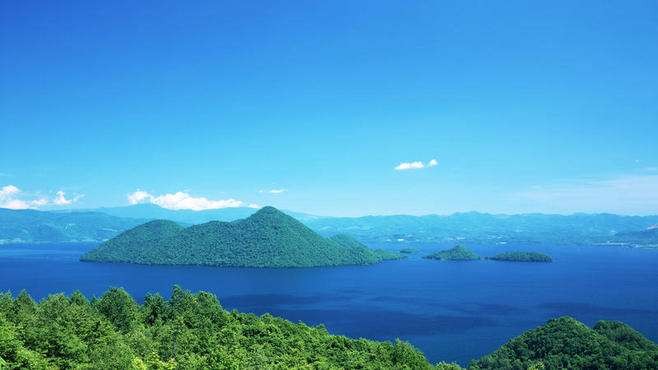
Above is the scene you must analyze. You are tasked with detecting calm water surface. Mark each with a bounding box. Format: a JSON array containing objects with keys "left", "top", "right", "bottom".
[{"left": 1, "top": 242, "right": 657, "bottom": 365}]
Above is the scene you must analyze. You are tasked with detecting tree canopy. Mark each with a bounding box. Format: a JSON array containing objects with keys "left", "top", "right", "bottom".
[
  {"left": 0, "top": 286, "right": 435, "bottom": 369},
  {"left": 470, "top": 317, "right": 658, "bottom": 369},
  {"left": 2, "top": 288, "right": 656, "bottom": 369}
]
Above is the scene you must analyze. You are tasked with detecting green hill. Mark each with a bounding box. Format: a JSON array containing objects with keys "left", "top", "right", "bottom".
[
  {"left": 488, "top": 251, "right": 552, "bottom": 262},
  {"left": 81, "top": 207, "right": 399, "bottom": 267},
  {"left": 424, "top": 245, "right": 480, "bottom": 261},
  {"left": 470, "top": 317, "right": 658, "bottom": 369}
]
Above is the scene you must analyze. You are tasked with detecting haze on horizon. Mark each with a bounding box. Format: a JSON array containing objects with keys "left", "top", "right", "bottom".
[{"left": 1, "top": 1, "right": 657, "bottom": 217}]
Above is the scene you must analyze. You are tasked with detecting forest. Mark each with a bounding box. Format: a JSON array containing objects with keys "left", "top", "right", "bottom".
[
  {"left": 0, "top": 286, "right": 446, "bottom": 369},
  {"left": 2, "top": 287, "right": 657, "bottom": 369}
]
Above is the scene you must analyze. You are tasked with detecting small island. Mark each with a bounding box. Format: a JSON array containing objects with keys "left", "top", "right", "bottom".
[
  {"left": 399, "top": 248, "right": 416, "bottom": 254},
  {"left": 488, "top": 251, "right": 552, "bottom": 263},
  {"left": 424, "top": 245, "right": 480, "bottom": 261}
]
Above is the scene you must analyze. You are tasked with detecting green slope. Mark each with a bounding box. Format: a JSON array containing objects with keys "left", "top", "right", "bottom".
[
  {"left": 2, "top": 288, "right": 656, "bottom": 369},
  {"left": 470, "top": 317, "right": 658, "bottom": 369},
  {"left": 80, "top": 220, "right": 184, "bottom": 263},
  {"left": 0, "top": 287, "right": 434, "bottom": 369},
  {"left": 425, "top": 245, "right": 480, "bottom": 261},
  {"left": 82, "top": 207, "right": 397, "bottom": 267}
]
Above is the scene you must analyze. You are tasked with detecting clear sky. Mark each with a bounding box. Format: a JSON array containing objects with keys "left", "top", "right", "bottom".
[{"left": 1, "top": 1, "right": 657, "bottom": 216}]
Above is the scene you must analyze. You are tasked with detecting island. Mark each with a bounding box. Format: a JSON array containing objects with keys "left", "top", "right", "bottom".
[
  {"left": 399, "top": 248, "right": 416, "bottom": 254},
  {"left": 424, "top": 245, "right": 480, "bottom": 261},
  {"left": 487, "top": 251, "right": 552, "bottom": 262},
  {"left": 81, "top": 206, "right": 401, "bottom": 268}
]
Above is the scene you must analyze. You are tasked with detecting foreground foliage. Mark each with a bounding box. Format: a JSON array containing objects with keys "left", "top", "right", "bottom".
[
  {"left": 1, "top": 288, "right": 656, "bottom": 369},
  {"left": 82, "top": 207, "right": 401, "bottom": 268},
  {"left": 0, "top": 286, "right": 434, "bottom": 369},
  {"left": 470, "top": 317, "right": 658, "bottom": 369}
]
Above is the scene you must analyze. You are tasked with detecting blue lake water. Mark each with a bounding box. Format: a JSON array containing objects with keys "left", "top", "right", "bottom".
[{"left": 1, "top": 242, "right": 657, "bottom": 365}]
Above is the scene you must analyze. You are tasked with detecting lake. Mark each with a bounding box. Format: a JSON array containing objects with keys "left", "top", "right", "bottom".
[{"left": 1, "top": 242, "right": 657, "bottom": 365}]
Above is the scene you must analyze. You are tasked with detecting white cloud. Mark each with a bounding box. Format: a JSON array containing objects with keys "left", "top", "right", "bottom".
[
  {"left": 248, "top": 203, "right": 262, "bottom": 209},
  {"left": 127, "top": 190, "right": 153, "bottom": 205},
  {"left": 53, "top": 190, "right": 81, "bottom": 206},
  {"left": 127, "top": 190, "right": 246, "bottom": 211},
  {"left": 2, "top": 198, "right": 31, "bottom": 209},
  {"left": 513, "top": 174, "right": 658, "bottom": 215},
  {"left": 395, "top": 161, "right": 425, "bottom": 171},
  {"left": 260, "top": 188, "right": 287, "bottom": 195},
  {"left": 0, "top": 185, "right": 80, "bottom": 209},
  {"left": 394, "top": 159, "right": 438, "bottom": 171},
  {"left": 30, "top": 198, "right": 49, "bottom": 207},
  {"left": 0, "top": 185, "right": 20, "bottom": 198}
]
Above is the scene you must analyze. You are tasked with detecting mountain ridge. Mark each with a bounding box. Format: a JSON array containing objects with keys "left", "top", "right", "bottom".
[
  {"left": 0, "top": 208, "right": 145, "bottom": 244},
  {"left": 4, "top": 205, "right": 658, "bottom": 245}
]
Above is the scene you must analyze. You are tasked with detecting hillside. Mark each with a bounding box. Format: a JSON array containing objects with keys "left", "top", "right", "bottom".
[
  {"left": 470, "top": 317, "right": 658, "bottom": 369},
  {"left": 81, "top": 207, "right": 399, "bottom": 267},
  {"left": 0, "top": 208, "right": 144, "bottom": 244},
  {"left": 614, "top": 227, "right": 658, "bottom": 246},
  {"left": 2, "top": 288, "right": 656, "bottom": 369},
  {"left": 0, "top": 286, "right": 437, "bottom": 369}
]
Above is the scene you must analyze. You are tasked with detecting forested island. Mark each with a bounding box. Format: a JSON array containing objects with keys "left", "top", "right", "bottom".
[
  {"left": 424, "top": 245, "right": 480, "bottom": 261},
  {"left": 488, "top": 251, "right": 552, "bottom": 262},
  {"left": 81, "top": 207, "right": 400, "bottom": 268},
  {"left": 1, "top": 287, "right": 656, "bottom": 369}
]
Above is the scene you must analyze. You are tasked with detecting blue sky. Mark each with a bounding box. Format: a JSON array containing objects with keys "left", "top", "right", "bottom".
[{"left": 1, "top": 1, "right": 657, "bottom": 216}]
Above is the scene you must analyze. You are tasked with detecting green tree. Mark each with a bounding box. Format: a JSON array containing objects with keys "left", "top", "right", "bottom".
[{"left": 95, "top": 287, "right": 141, "bottom": 333}]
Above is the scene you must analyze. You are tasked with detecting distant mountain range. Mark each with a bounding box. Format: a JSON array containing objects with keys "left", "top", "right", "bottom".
[
  {"left": 81, "top": 207, "right": 398, "bottom": 267},
  {"left": 613, "top": 226, "right": 658, "bottom": 245},
  {"left": 304, "top": 212, "right": 658, "bottom": 245},
  {"left": 2, "top": 204, "right": 658, "bottom": 246},
  {"left": 0, "top": 208, "right": 144, "bottom": 244},
  {"left": 83, "top": 204, "right": 319, "bottom": 223}
]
